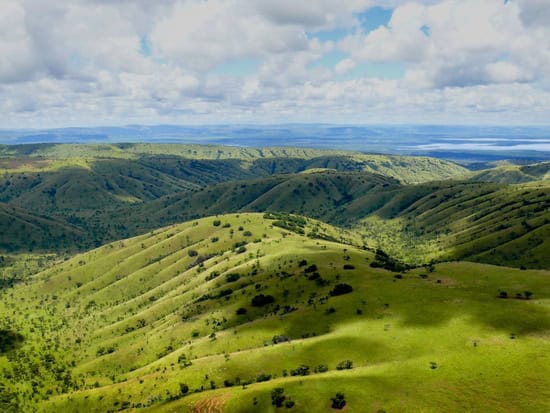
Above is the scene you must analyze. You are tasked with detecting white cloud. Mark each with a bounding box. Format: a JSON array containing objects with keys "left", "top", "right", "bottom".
[
  {"left": 0, "top": 0, "right": 548, "bottom": 127},
  {"left": 335, "top": 58, "right": 356, "bottom": 75}
]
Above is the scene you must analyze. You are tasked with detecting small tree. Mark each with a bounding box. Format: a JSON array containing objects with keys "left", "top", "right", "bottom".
[
  {"left": 336, "top": 360, "right": 353, "bottom": 370},
  {"left": 524, "top": 291, "right": 533, "bottom": 300},
  {"left": 179, "top": 383, "right": 189, "bottom": 395},
  {"left": 331, "top": 393, "right": 346, "bottom": 409},
  {"left": 271, "top": 388, "right": 286, "bottom": 407},
  {"left": 330, "top": 283, "right": 353, "bottom": 296}
]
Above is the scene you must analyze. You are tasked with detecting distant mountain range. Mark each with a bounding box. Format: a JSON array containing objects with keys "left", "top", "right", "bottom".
[{"left": 1, "top": 124, "right": 549, "bottom": 164}]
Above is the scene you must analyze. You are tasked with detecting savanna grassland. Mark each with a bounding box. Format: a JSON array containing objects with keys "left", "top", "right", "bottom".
[{"left": 0, "top": 144, "right": 549, "bottom": 412}]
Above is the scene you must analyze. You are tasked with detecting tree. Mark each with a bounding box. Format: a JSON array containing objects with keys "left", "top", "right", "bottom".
[
  {"left": 179, "top": 383, "right": 189, "bottom": 395},
  {"left": 251, "top": 294, "right": 275, "bottom": 307},
  {"left": 331, "top": 392, "right": 346, "bottom": 409},
  {"left": 330, "top": 283, "right": 353, "bottom": 296},
  {"left": 336, "top": 360, "right": 353, "bottom": 370},
  {"left": 271, "top": 388, "right": 286, "bottom": 407}
]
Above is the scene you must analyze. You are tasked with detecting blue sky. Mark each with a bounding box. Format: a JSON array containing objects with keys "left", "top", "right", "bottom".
[{"left": 0, "top": 0, "right": 549, "bottom": 127}]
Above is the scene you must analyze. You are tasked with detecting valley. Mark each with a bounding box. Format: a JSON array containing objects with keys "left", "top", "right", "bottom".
[{"left": 0, "top": 143, "right": 549, "bottom": 412}]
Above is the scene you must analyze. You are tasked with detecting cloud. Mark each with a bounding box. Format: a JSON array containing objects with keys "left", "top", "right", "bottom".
[
  {"left": 0, "top": 0, "right": 548, "bottom": 127},
  {"left": 339, "top": 0, "right": 549, "bottom": 88},
  {"left": 335, "top": 58, "right": 356, "bottom": 75}
]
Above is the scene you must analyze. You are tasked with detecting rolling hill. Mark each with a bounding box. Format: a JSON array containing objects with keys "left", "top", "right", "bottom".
[
  {"left": 469, "top": 162, "right": 550, "bottom": 184},
  {"left": 0, "top": 213, "right": 548, "bottom": 412},
  {"left": 0, "top": 203, "right": 86, "bottom": 252},
  {"left": 104, "top": 172, "right": 549, "bottom": 269}
]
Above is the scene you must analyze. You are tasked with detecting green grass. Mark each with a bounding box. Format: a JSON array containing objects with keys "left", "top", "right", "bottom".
[{"left": 0, "top": 213, "right": 548, "bottom": 412}]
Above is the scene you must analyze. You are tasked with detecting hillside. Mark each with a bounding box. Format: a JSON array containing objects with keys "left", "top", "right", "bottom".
[
  {"left": 0, "top": 213, "right": 548, "bottom": 412},
  {"left": 357, "top": 181, "right": 550, "bottom": 268},
  {"left": 0, "top": 143, "right": 468, "bottom": 184},
  {"left": 0, "top": 203, "right": 86, "bottom": 252},
  {"left": 105, "top": 173, "right": 550, "bottom": 269},
  {"left": 469, "top": 162, "right": 550, "bottom": 184}
]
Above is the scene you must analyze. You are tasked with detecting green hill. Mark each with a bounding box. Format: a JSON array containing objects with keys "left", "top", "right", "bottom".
[
  {"left": 0, "top": 213, "right": 548, "bottom": 412},
  {"left": 0, "top": 143, "right": 468, "bottom": 184},
  {"left": 469, "top": 162, "right": 550, "bottom": 184},
  {"left": 357, "top": 181, "right": 550, "bottom": 268},
  {"left": 0, "top": 203, "right": 85, "bottom": 252},
  {"left": 105, "top": 173, "right": 549, "bottom": 269}
]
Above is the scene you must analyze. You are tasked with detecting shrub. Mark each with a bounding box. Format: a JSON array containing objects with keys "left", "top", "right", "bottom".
[
  {"left": 236, "top": 307, "right": 247, "bottom": 315},
  {"left": 210, "top": 237, "right": 219, "bottom": 243},
  {"left": 330, "top": 283, "right": 353, "bottom": 296},
  {"left": 179, "top": 383, "right": 189, "bottom": 395},
  {"left": 218, "top": 289, "right": 233, "bottom": 298},
  {"left": 226, "top": 273, "right": 240, "bottom": 283},
  {"left": 188, "top": 249, "right": 198, "bottom": 257},
  {"left": 236, "top": 246, "right": 247, "bottom": 254},
  {"left": 331, "top": 393, "right": 346, "bottom": 409},
  {"left": 499, "top": 291, "right": 508, "bottom": 299},
  {"left": 290, "top": 365, "right": 310, "bottom": 376},
  {"left": 524, "top": 291, "right": 533, "bottom": 299},
  {"left": 314, "top": 364, "right": 328, "bottom": 373},
  {"left": 213, "top": 220, "right": 221, "bottom": 227},
  {"left": 206, "top": 271, "right": 220, "bottom": 281},
  {"left": 243, "top": 231, "right": 252, "bottom": 236},
  {"left": 272, "top": 335, "right": 290, "bottom": 344},
  {"left": 304, "top": 264, "right": 318, "bottom": 273},
  {"left": 336, "top": 360, "right": 353, "bottom": 370},
  {"left": 343, "top": 264, "right": 355, "bottom": 270},
  {"left": 271, "top": 388, "right": 286, "bottom": 407},
  {"left": 251, "top": 294, "right": 275, "bottom": 307},
  {"left": 256, "top": 373, "right": 272, "bottom": 382}
]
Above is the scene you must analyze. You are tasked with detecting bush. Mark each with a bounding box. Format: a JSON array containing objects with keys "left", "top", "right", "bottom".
[
  {"left": 256, "top": 373, "right": 272, "bottom": 382},
  {"left": 330, "top": 283, "right": 353, "bottom": 296},
  {"left": 290, "top": 365, "right": 310, "bottom": 376},
  {"left": 226, "top": 273, "right": 240, "bottom": 282},
  {"left": 236, "top": 307, "right": 247, "bottom": 315},
  {"left": 213, "top": 220, "right": 221, "bottom": 227},
  {"left": 336, "top": 360, "right": 353, "bottom": 370},
  {"left": 499, "top": 291, "right": 508, "bottom": 299},
  {"left": 218, "top": 288, "right": 233, "bottom": 298},
  {"left": 179, "top": 383, "right": 189, "bottom": 395},
  {"left": 343, "top": 264, "right": 355, "bottom": 270},
  {"left": 331, "top": 393, "right": 346, "bottom": 409},
  {"left": 314, "top": 364, "right": 328, "bottom": 373},
  {"left": 251, "top": 294, "right": 275, "bottom": 307},
  {"left": 271, "top": 388, "right": 286, "bottom": 407},
  {"left": 188, "top": 249, "right": 198, "bottom": 257},
  {"left": 304, "top": 264, "right": 318, "bottom": 273}
]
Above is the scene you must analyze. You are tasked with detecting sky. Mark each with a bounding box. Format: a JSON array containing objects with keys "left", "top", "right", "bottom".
[{"left": 0, "top": 0, "right": 549, "bottom": 128}]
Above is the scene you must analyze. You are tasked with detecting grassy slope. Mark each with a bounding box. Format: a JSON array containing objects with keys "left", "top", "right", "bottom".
[
  {"left": 107, "top": 173, "right": 550, "bottom": 269},
  {"left": 469, "top": 162, "right": 550, "bottom": 184},
  {"left": 357, "top": 181, "right": 550, "bottom": 268},
  {"left": 0, "top": 143, "right": 468, "bottom": 184},
  {"left": 0, "top": 202, "right": 86, "bottom": 252},
  {"left": 0, "top": 213, "right": 549, "bottom": 412},
  {"left": 103, "top": 171, "right": 398, "bottom": 234}
]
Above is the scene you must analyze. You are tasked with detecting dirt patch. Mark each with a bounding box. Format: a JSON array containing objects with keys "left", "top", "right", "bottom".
[{"left": 192, "top": 393, "right": 230, "bottom": 413}]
